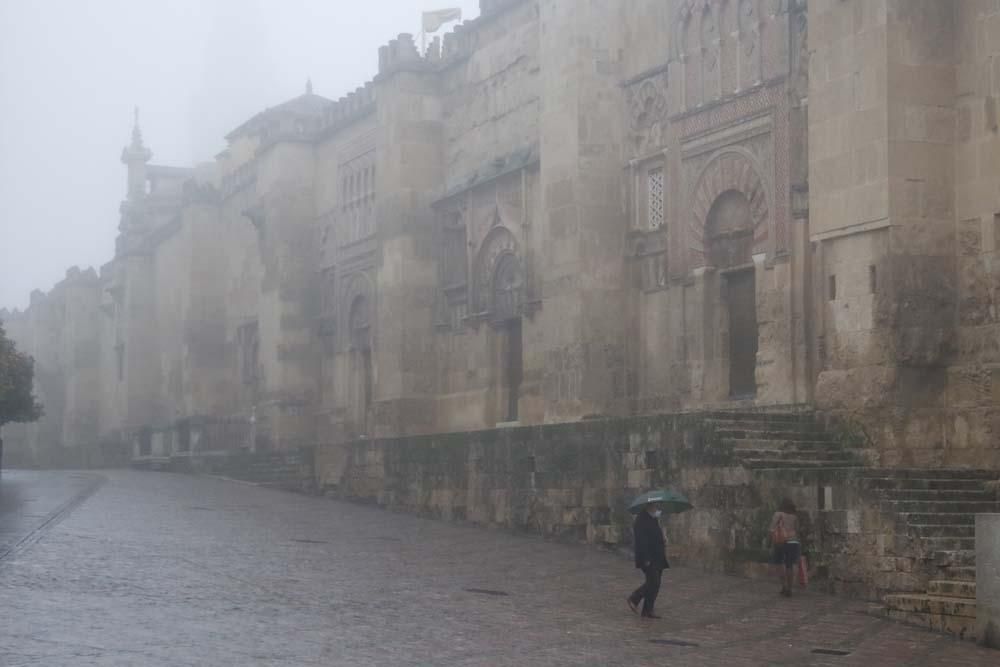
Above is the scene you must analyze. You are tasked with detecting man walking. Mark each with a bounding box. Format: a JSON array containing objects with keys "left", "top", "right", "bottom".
[{"left": 627, "top": 502, "right": 669, "bottom": 619}]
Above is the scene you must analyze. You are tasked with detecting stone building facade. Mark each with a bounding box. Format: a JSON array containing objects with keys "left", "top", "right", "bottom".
[{"left": 2, "top": 0, "right": 999, "bottom": 472}]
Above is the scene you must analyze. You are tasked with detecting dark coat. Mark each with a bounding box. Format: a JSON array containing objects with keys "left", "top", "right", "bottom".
[{"left": 633, "top": 510, "right": 668, "bottom": 570}]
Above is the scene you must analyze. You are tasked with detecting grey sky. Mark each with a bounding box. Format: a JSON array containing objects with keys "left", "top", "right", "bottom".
[{"left": 0, "top": 0, "right": 479, "bottom": 310}]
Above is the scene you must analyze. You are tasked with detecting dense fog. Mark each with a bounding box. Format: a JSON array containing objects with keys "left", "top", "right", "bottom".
[{"left": 0, "top": 0, "right": 479, "bottom": 310}]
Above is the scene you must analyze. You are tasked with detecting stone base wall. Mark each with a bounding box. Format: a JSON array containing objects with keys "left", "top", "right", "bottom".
[
  {"left": 3, "top": 439, "right": 130, "bottom": 470},
  {"left": 315, "top": 413, "right": 921, "bottom": 598},
  {"left": 818, "top": 404, "right": 1000, "bottom": 469}
]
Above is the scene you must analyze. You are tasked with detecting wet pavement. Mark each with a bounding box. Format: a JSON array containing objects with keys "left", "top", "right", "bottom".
[{"left": 1, "top": 470, "right": 998, "bottom": 666}]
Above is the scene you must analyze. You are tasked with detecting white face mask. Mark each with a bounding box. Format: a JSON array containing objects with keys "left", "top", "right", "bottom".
[{"left": 652, "top": 510, "right": 663, "bottom": 518}]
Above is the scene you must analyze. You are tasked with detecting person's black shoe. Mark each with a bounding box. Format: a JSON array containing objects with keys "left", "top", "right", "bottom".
[
  {"left": 641, "top": 612, "right": 662, "bottom": 619},
  {"left": 626, "top": 597, "right": 639, "bottom": 615}
]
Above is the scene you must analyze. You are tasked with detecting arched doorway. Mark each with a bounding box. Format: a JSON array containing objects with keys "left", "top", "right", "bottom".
[
  {"left": 706, "top": 189, "right": 758, "bottom": 398},
  {"left": 348, "top": 294, "right": 373, "bottom": 434}
]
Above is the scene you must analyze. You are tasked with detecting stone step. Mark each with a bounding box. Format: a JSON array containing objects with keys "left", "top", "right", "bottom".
[
  {"left": 727, "top": 438, "right": 850, "bottom": 451},
  {"left": 699, "top": 409, "right": 815, "bottom": 423},
  {"left": 866, "top": 477, "right": 992, "bottom": 491},
  {"left": 921, "top": 537, "right": 977, "bottom": 552},
  {"left": 878, "top": 488, "right": 997, "bottom": 501},
  {"left": 928, "top": 579, "right": 977, "bottom": 599},
  {"left": 863, "top": 469, "right": 1000, "bottom": 481},
  {"left": 928, "top": 550, "right": 976, "bottom": 567},
  {"left": 881, "top": 499, "right": 1000, "bottom": 514},
  {"left": 707, "top": 419, "right": 821, "bottom": 433},
  {"left": 874, "top": 606, "right": 977, "bottom": 642},
  {"left": 883, "top": 593, "right": 976, "bottom": 618},
  {"left": 736, "top": 448, "right": 855, "bottom": 461},
  {"left": 943, "top": 566, "right": 978, "bottom": 582},
  {"left": 911, "top": 524, "right": 976, "bottom": 539},
  {"left": 716, "top": 429, "right": 829, "bottom": 441},
  {"left": 744, "top": 459, "right": 864, "bottom": 470},
  {"left": 898, "top": 512, "right": 975, "bottom": 526}
]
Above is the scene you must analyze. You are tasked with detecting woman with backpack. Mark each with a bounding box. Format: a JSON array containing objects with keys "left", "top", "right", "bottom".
[{"left": 769, "top": 498, "right": 801, "bottom": 597}]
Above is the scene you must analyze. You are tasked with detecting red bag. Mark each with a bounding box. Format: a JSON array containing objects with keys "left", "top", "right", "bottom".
[{"left": 798, "top": 555, "right": 809, "bottom": 587}]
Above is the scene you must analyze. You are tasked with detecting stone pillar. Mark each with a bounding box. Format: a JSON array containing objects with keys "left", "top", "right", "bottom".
[
  {"left": 977, "top": 513, "right": 1000, "bottom": 648},
  {"left": 538, "top": 0, "right": 629, "bottom": 420},
  {"left": 254, "top": 142, "right": 320, "bottom": 450},
  {"left": 373, "top": 34, "right": 443, "bottom": 437}
]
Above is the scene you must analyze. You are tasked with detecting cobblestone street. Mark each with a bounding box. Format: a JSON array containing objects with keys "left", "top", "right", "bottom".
[{"left": 0, "top": 470, "right": 997, "bottom": 666}]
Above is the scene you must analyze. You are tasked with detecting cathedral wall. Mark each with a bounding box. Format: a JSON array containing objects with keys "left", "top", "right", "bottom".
[
  {"left": 219, "top": 171, "right": 265, "bottom": 420},
  {"left": 254, "top": 141, "right": 320, "bottom": 449},
  {"left": 151, "top": 223, "right": 191, "bottom": 425},
  {"left": 59, "top": 272, "right": 102, "bottom": 450},
  {"left": 315, "top": 112, "right": 378, "bottom": 443},
  {"left": 809, "top": 0, "right": 894, "bottom": 435},
  {"left": 810, "top": 0, "right": 1000, "bottom": 467},
  {"left": 96, "top": 262, "right": 125, "bottom": 444},
  {"left": 373, "top": 66, "right": 445, "bottom": 437},
  {"left": 0, "top": 270, "right": 105, "bottom": 465},
  {"left": 628, "top": 1, "right": 808, "bottom": 412},
  {"left": 439, "top": 1, "right": 540, "bottom": 193},
  {"left": 535, "top": 0, "right": 630, "bottom": 422},
  {"left": 941, "top": 0, "right": 1000, "bottom": 466}
]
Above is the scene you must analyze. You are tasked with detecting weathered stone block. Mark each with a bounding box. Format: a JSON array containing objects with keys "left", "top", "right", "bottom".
[{"left": 976, "top": 513, "right": 1000, "bottom": 648}]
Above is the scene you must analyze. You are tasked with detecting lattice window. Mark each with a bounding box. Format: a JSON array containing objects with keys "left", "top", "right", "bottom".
[{"left": 648, "top": 167, "right": 664, "bottom": 230}]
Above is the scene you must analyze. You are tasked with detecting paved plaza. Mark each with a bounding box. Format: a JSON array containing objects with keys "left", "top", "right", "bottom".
[{"left": 0, "top": 469, "right": 997, "bottom": 666}]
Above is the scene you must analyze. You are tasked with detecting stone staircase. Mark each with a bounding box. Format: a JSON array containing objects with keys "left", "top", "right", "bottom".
[
  {"left": 704, "top": 410, "right": 866, "bottom": 469},
  {"left": 865, "top": 469, "right": 1000, "bottom": 641},
  {"left": 214, "top": 450, "right": 313, "bottom": 491}
]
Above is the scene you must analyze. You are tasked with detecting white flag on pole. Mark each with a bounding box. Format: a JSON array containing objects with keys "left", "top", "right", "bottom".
[{"left": 422, "top": 8, "right": 462, "bottom": 33}]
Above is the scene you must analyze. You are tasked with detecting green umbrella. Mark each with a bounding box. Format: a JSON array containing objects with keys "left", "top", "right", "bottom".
[{"left": 627, "top": 489, "right": 693, "bottom": 515}]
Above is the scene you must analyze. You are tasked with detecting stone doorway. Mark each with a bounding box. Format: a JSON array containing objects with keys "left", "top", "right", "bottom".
[
  {"left": 725, "top": 268, "right": 758, "bottom": 398},
  {"left": 348, "top": 294, "right": 373, "bottom": 435},
  {"left": 490, "top": 249, "right": 524, "bottom": 424},
  {"left": 501, "top": 319, "right": 522, "bottom": 422},
  {"left": 705, "top": 189, "right": 758, "bottom": 400}
]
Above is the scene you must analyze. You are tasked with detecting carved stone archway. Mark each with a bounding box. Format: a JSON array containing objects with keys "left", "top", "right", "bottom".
[
  {"left": 340, "top": 271, "right": 375, "bottom": 341},
  {"left": 688, "top": 149, "right": 769, "bottom": 268},
  {"left": 341, "top": 271, "right": 375, "bottom": 435},
  {"left": 471, "top": 225, "right": 521, "bottom": 320}
]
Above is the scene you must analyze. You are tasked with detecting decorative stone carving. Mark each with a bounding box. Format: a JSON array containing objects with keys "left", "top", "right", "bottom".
[
  {"left": 739, "top": 0, "right": 760, "bottom": 59},
  {"left": 471, "top": 225, "right": 522, "bottom": 320},
  {"left": 688, "top": 149, "right": 769, "bottom": 267},
  {"left": 701, "top": 5, "right": 721, "bottom": 102},
  {"left": 626, "top": 72, "right": 669, "bottom": 154}
]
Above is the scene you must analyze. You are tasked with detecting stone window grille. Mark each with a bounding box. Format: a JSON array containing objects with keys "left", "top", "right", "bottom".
[
  {"left": 340, "top": 160, "right": 376, "bottom": 244},
  {"left": 647, "top": 167, "right": 664, "bottom": 230}
]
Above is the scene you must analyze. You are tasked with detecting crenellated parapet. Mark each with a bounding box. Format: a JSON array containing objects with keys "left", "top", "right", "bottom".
[
  {"left": 62, "top": 266, "right": 100, "bottom": 288},
  {"left": 377, "top": 33, "right": 425, "bottom": 76},
  {"left": 318, "top": 80, "right": 377, "bottom": 137}
]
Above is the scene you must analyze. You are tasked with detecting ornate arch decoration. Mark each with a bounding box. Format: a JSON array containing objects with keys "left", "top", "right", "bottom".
[
  {"left": 628, "top": 78, "right": 668, "bottom": 133},
  {"left": 688, "top": 148, "right": 770, "bottom": 267},
  {"left": 341, "top": 271, "right": 375, "bottom": 350},
  {"left": 672, "top": 0, "right": 698, "bottom": 62},
  {"left": 471, "top": 225, "right": 522, "bottom": 320}
]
